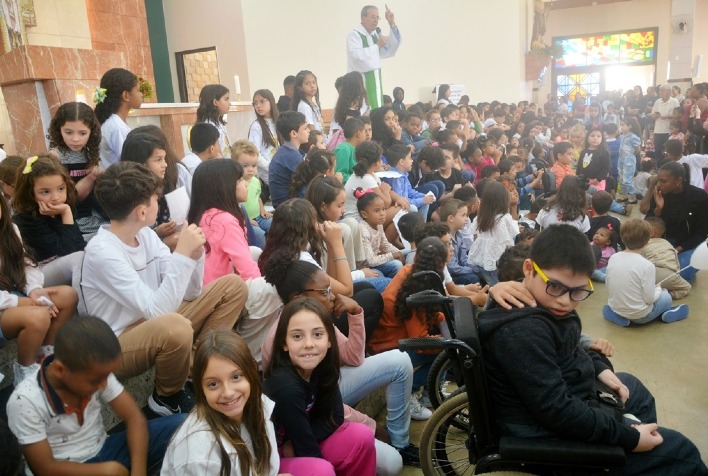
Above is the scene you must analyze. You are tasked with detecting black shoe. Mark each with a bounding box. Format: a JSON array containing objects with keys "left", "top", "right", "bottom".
[
  {"left": 148, "top": 387, "right": 195, "bottom": 416},
  {"left": 398, "top": 443, "right": 421, "bottom": 467}
]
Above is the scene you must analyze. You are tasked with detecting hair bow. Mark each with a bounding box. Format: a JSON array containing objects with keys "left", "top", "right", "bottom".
[
  {"left": 22, "top": 156, "right": 39, "bottom": 175},
  {"left": 93, "top": 87, "right": 107, "bottom": 105},
  {"left": 606, "top": 223, "right": 613, "bottom": 231},
  {"left": 354, "top": 188, "right": 373, "bottom": 199}
]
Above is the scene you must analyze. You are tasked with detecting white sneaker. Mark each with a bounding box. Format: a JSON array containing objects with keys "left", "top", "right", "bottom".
[
  {"left": 410, "top": 392, "right": 432, "bottom": 420},
  {"left": 13, "top": 360, "right": 40, "bottom": 388}
]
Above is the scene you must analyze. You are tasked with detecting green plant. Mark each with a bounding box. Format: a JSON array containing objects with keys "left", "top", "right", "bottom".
[
  {"left": 530, "top": 43, "right": 565, "bottom": 58},
  {"left": 138, "top": 77, "right": 153, "bottom": 99}
]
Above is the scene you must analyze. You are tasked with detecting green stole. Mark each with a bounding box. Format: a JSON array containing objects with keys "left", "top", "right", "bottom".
[{"left": 357, "top": 31, "right": 383, "bottom": 109}]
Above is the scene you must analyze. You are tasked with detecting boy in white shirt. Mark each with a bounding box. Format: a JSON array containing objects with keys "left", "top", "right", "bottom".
[
  {"left": 181, "top": 122, "right": 221, "bottom": 175},
  {"left": 7, "top": 316, "right": 183, "bottom": 475},
  {"left": 81, "top": 162, "right": 247, "bottom": 416},
  {"left": 603, "top": 219, "right": 689, "bottom": 327},
  {"left": 665, "top": 139, "right": 708, "bottom": 189}
]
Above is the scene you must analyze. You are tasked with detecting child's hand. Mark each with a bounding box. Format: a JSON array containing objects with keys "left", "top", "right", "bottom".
[
  {"left": 174, "top": 222, "right": 206, "bottom": 260},
  {"left": 38, "top": 200, "right": 71, "bottom": 218},
  {"left": 632, "top": 423, "right": 663, "bottom": 452},
  {"left": 489, "top": 281, "right": 536, "bottom": 309},
  {"left": 29, "top": 288, "right": 59, "bottom": 316},
  {"left": 423, "top": 193, "right": 436, "bottom": 204},
  {"left": 319, "top": 221, "right": 342, "bottom": 244},
  {"left": 334, "top": 294, "right": 362, "bottom": 316},
  {"left": 392, "top": 251, "right": 404, "bottom": 262},
  {"left": 335, "top": 172, "right": 344, "bottom": 183},
  {"left": 396, "top": 196, "right": 410, "bottom": 210},
  {"left": 379, "top": 182, "right": 392, "bottom": 193},
  {"left": 588, "top": 338, "right": 614, "bottom": 357},
  {"left": 470, "top": 286, "right": 489, "bottom": 306},
  {"left": 465, "top": 282, "right": 482, "bottom": 292},
  {"left": 251, "top": 219, "right": 259, "bottom": 227},
  {"left": 260, "top": 210, "right": 272, "bottom": 219},
  {"left": 597, "top": 369, "right": 629, "bottom": 403},
  {"left": 362, "top": 268, "right": 381, "bottom": 278},
  {"left": 155, "top": 221, "right": 177, "bottom": 238}
]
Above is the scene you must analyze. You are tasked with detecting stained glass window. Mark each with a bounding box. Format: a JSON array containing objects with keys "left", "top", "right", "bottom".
[
  {"left": 554, "top": 29, "right": 656, "bottom": 69},
  {"left": 556, "top": 73, "right": 600, "bottom": 105}
]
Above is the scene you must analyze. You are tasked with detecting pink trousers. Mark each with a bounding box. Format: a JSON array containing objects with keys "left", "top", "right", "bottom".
[{"left": 278, "top": 422, "right": 376, "bottom": 476}]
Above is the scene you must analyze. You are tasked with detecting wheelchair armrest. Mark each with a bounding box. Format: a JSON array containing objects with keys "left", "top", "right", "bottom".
[
  {"left": 398, "top": 337, "right": 446, "bottom": 352},
  {"left": 499, "top": 436, "right": 626, "bottom": 468}
]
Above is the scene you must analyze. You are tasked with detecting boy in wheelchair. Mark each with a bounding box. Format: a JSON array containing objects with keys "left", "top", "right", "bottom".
[{"left": 478, "top": 224, "right": 707, "bottom": 475}]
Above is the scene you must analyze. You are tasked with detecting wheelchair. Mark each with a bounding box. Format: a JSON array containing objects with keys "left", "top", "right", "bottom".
[{"left": 400, "top": 293, "right": 626, "bottom": 475}]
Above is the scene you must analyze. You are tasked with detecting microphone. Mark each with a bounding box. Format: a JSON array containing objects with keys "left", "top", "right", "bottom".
[{"left": 376, "top": 27, "right": 381, "bottom": 36}]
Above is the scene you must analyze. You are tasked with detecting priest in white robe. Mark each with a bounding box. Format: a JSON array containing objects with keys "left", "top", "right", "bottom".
[{"left": 347, "top": 5, "right": 401, "bottom": 109}]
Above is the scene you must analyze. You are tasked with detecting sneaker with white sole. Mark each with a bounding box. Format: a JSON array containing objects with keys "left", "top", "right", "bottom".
[
  {"left": 661, "top": 304, "right": 689, "bottom": 323},
  {"left": 148, "top": 387, "right": 195, "bottom": 416},
  {"left": 410, "top": 392, "right": 432, "bottom": 420},
  {"left": 13, "top": 360, "right": 40, "bottom": 388}
]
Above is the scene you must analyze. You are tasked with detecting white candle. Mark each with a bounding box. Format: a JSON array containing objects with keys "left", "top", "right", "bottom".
[{"left": 234, "top": 75, "right": 241, "bottom": 96}]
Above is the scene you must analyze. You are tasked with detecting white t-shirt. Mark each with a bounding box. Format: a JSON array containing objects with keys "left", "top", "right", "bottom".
[
  {"left": 535, "top": 206, "right": 590, "bottom": 233},
  {"left": 297, "top": 100, "right": 323, "bottom": 132},
  {"left": 343, "top": 173, "right": 380, "bottom": 219},
  {"left": 8, "top": 365, "right": 123, "bottom": 470},
  {"left": 181, "top": 152, "right": 201, "bottom": 175},
  {"left": 99, "top": 114, "right": 130, "bottom": 169},
  {"left": 248, "top": 118, "right": 277, "bottom": 184},
  {"left": 651, "top": 97, "right": 680, "bottom": 134},
  {"left": 81, "top": 226, "right": 204, "bottom": 336},
  {"left": 161, "top": 395, "right": 279, "bottom": 476},
  {"left": 606, "top": 251, "right": 662, "bottom": 319}
]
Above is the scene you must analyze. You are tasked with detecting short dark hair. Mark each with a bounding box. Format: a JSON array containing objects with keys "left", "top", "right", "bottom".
[
  {"left": 453, "top": 186, "right": 477, "bottom": 203},
  {"left": 386, "top": 144, "right": 411, "bottom": 167},
  {"left": 361, "top": 5, "right": 377, "bottom": 16},
  {"left": 441, "top": 105, "right": 457, "bottom": 119},
  {"left": 497, "top": 158, "right": 513, "bottom": 174},
  {"left": 530, "top": 224, "right": 595, "bottom": 276},
  {"left": 603, "top": 122, "right": 619, "bottom": 135},
  {"left": 276, "top": 111, "right": 306, "bottom": 140},
  {"left": 0, "top": 155, "right": 23, "bottom": 186},
  {"left": 497, "top": 243, "right": 531, "bottom": 281},
  {"left": 644, "top": 216, "right": 666, "bottom": 237},
  {"left": 95, "top": 162, "right": 162, "bottom": 221},
  {"left": 283, "top": 75, "right": 296, "bottom": 87},
  {"left": 590, "top": 190, "right": 613, "bottom": 214},
  {"left": 414, "top": 221, "right": 450, "bottom": 244},
  {"left": 398, "top": 212, "right": 424, "bottom": 242},
  {"left": 342, "top": 117, "right": 365, "bottom": 139},
  {"left": 664, "top": 139, "right": 683, "bottom": 158},
  {"left": 55, "top": 315, "right": 122, "bottom": 371},
  {"left": 190, "top": 122, "right": 221, "bottom": 153},
  {"left": 481, "top": 164, "right": 500, "bottom": 178},
  {"left": 418, "top": 146, "right": 445, "bottom": 170}
]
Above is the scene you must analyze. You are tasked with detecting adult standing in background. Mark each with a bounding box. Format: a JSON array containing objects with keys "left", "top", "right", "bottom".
[
  {"left": 651, "top": 85, "right": 679, "bottom": 161},
  {"left": 347, "top": 5, "right": 401, "bottom": 110}
]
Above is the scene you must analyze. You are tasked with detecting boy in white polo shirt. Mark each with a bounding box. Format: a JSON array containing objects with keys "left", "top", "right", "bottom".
[{"left": 7, "top": 316, "right": 183, "bottom": 475}]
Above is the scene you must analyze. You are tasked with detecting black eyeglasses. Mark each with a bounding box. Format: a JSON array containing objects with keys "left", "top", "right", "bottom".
[{"left": 533, "top": 261, "right": 594, "bottom": 302}]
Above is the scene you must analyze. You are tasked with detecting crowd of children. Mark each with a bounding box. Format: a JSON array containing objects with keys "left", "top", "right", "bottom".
[{"left": 0, "top": 66, "right": 707, "bottom": 475}]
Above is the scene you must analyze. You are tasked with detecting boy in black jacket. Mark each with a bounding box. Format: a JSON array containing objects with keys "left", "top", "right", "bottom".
[{"left": 478, "top": 224, "right": 707, "bottom": 475}]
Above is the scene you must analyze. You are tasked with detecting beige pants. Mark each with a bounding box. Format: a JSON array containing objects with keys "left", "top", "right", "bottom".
[
  {"left": 655, "top": 267, "right": 691, "bottom": 300},
  {"left": 115, "top": 274, "right": 248, "bottom": 395}
]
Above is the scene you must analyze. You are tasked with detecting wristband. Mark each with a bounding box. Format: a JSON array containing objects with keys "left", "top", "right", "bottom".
[{"left": 334, "top": 257, "right": 349, "bottom": 262}]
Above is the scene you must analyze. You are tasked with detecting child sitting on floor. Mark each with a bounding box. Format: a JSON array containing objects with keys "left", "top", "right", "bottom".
[
  {"left": 357, "top": 190, "right": 404, "bottom": 278},
  {"left": 7, "top": 315, "right": 183, "bottom": 475},
  {"left": 642, "top": 217, "right": 691, "bottom": 300},
  {"left": 604, "top": 219, "right": 689, "bottom": 327}
]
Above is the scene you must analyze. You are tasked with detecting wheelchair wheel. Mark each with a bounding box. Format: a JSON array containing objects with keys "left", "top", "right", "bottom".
[
  {"left": 419, "top": 392, "right": 472, "bottom": 475},
  {"left": 427, "top": 352, "right": 464, "bottom": 409}
]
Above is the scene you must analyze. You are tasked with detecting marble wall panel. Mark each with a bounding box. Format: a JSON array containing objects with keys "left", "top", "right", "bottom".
[{"left": 2, "top": 82, "right": 45, "bottom": 156}]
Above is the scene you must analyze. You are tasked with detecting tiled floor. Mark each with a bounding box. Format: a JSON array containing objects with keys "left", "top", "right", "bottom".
[{"left": 398, "top": 224, "right": 708, "bottom": 474}]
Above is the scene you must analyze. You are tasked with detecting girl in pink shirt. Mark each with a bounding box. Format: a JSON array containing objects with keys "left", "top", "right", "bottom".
[{"left": 187, "top": 159, "right": 261, "bottom": 284}]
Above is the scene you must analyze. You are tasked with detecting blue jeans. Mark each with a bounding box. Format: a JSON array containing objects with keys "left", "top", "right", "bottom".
[
  {"left": 354, "top": 276, "right": 391, "bottom": 293},
  {"left": 251, "top": 225, "right": 266, "bottom": 249},
  {"left": 409, "top": 203, "right": 430, "bottom": 223},
  {"left": 450, "top": 271, "right": 480, "bottom": 285},
  {"left": 619, "top": 155, "right": 636, "bottom": 196},
  {"left": 678, "top": 248, "right": 699, "bottom": 283},
  {"left": 609, "top": 199, "right": 626, "bottom": 215},
  {"left": 405, "top": 350, "right": 438, "bottom": 390},
  {"left": 340, "top": 350, "right": 413, "bottom": 449},
  {"left": 607, "top": 289, "right": 673, "bottom": 325},
  {"left": 254, "top": 215, "right": 272, "bottom": 233},
  {"left": 470, "top": 264, "right": 499, "bottom": 286},
  {"left": 591, "top": 267, "right": 606, "bottom": 283},
  {"left": 415, "top": 181, "right": 445, "bottom": 200},
  {"left": 85, "top": 414, "right": 185, "bottom": 470},
  {"left": 373, "top": 259, "right": 403, "bottom": 278}
]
